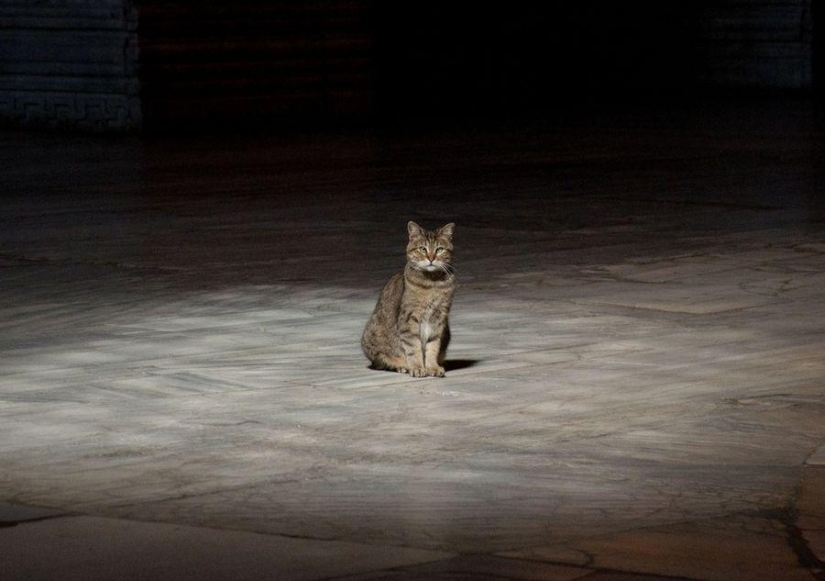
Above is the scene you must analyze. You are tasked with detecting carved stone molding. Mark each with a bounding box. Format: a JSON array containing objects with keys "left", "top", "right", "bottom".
[{"left": 0, "top": 0, "right": 141, "bottom": 131}]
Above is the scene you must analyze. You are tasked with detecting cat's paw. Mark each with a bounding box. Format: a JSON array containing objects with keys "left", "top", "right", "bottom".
[
  {"left": 426, "top": 366, "right": 446, "bottom": 378},
  {"left": 410, "top": 367, "right": 428, "bottom": 378},
  {"left": 395, "top": 366, "right": 409, "bottom": 374}
]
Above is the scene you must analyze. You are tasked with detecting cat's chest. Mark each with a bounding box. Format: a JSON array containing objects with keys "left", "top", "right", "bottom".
[
  {"left": 417, "top": 302, "right": 444, "bottom": 343},
  {"left": 401, "top": 277, "right": 454, "bottom": 333},
  {"left": 420, "top": 319, "right": 434, "bottom": 343},
  {"left": 409, "top": 289, "right": 449, "bottom": 316},
  {"left": 409, "top": 292, "right": 450, "bottom": 336}
]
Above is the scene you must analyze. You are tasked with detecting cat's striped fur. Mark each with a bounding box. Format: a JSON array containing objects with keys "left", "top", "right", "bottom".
[{"left": 362, "top": 221, "right": 456, "bottom": 377}]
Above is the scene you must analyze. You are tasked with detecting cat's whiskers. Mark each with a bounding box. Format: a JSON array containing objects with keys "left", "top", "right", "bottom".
[
  {"left": 423, "top": 260, "right": 455, "bottom": 277},
  {"left": 437, "top": 262, "right": 455, "bottom": 276}
]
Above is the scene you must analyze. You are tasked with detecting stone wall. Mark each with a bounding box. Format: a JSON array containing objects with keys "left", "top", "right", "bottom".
[
  {"left": 0, "top": 0, "right": 140, "bottom": 132},
  {"left": 700, "top": 0, "right": 813, "bottom": 90},
  {"left": 0, "top": 1, "right": 816, "bottom": 133},
  {"left": 137, "top": 1, "right": 372, "bottom": 132}
]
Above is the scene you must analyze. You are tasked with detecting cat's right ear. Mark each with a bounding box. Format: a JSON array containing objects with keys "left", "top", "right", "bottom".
[
  {"left": 437, "top": 223, "right": 455, "bottom": 240},
  {"left": 407, "top": 221, "right": 424, "bottom": 239}
]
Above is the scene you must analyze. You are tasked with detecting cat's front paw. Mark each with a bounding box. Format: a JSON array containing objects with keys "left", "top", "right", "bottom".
[
  {"left": 409, "top": 367, "right": 429, "bottom": 378},
  {"left": 426, "top": 366, "right": 446, "bottom": 378}
]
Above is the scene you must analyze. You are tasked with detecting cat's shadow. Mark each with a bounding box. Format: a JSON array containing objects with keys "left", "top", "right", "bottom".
[
  {"left": 366, "top": 359, "right": 481, "bottom": 373},
  {"left": 444, "top": 359, "right": 481, "bottom": 372}
]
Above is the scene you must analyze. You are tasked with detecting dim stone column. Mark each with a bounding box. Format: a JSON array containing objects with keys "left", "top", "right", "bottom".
[{"left": 0, "top": 0, "right": 140, "bottom": 132}]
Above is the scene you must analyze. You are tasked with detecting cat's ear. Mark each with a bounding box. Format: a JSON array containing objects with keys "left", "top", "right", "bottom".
[
  {"left": 407, "top": 221, "right": 425, "bottom": 239},
  {"left": 437, "top": 223, "right": 455, "bottom": 240}
]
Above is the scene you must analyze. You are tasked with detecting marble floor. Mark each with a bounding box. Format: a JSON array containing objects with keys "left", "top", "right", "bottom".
[{"left": 1, "top": 100, "right": 825, "bottom": 580}]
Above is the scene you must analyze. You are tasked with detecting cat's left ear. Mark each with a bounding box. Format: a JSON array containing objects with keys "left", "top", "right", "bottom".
[
  {"left": 407, "top": 221, "right": 425, "bottom": 240},
  {"left": 437, "top": 223, "right": 455, "bottom": 240}
]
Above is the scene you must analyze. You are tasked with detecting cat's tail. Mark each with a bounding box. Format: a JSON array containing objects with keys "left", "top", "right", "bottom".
[
  {"left": 362, "top": 323, "right": 404, "bottom": 372},
  {"left": 364, "top": 348, "right": 406, "bottom": 373},
  {"left": 368, "top": 354, "right": 406, "bottom": 372}
]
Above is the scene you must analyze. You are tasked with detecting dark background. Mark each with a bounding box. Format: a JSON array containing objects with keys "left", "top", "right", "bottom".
[
  {"left": 370, "top": 3, "right": 704, "bottom": 120},
  {"left": 136, "top": 1, "right": 817, "bottom": 132},
  {"left": 0, "top": 1, "right": 818, "bottom": 132}
]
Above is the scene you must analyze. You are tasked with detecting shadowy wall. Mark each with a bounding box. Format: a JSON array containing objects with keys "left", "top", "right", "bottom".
[
  {"left": 0, "top": 0, "right": 815, "bottom": 132},
  {"left": 137, "top": 1, "right": 372, "bottom": 133},
  {"left": 372, "top": 1, "right": 813, "bottom": 122},
  {"left": 0, "top": 0, "right": 141, "bottom": 131}
]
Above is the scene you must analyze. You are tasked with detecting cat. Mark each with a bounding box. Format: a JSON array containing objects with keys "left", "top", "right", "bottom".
[{"left": 362, "top": 221, "right": 456, "bottom": 377}]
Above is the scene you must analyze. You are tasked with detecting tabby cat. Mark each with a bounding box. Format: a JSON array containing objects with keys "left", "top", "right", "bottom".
[{"left": 362, "top": 221, "right": 456, "bottom": 377}]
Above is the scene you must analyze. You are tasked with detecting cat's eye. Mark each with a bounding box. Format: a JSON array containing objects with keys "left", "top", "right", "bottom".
[
  {"left": 436, "top": 247, "right": 444, "bottom": 254},
  {"left": 418, "top": 246, "right": 427, "bottom": 253}
]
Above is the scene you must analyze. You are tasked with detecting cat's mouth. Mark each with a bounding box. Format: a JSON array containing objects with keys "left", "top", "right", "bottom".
[{"left": 414, "top": 260, "right": 446, "bottom": 273}]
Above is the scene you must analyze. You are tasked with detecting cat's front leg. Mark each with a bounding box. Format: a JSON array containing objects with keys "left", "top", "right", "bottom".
[
  {"left": 407, "top": 352, "right": 428, "bottom": 377},
  {"left": 401, "top": 336, "right": 427, "bottom": 377},
  {"left": 424, "top": 338, "right": 445, "bottom": 377}
]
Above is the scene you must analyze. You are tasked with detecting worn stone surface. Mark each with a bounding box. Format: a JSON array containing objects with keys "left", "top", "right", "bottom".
[
  {"left": 0, "top": 516, "right": 452, "bottom": 581},
  {"left": 0, "top": 503, "right": 67, "bottom": 525},
  {"left": 1, "top": 101, "right": 824, "bottom": 580},
  {"left": 798, "top": 465, "right": 825, "bottom": 569},
  {"left": 335, "top": 555, "right": 592, "bottom": 581},
  {"left": 504, "top": 516, "right": 816, "bottom": 581}
]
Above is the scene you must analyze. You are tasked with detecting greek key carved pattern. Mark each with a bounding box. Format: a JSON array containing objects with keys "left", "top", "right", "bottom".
[
  {"left": 0, "top": 0, "right": 140, "bottom": 131},
  {"left": 0, "top": 92, "right": 141, "bottom": 131}
]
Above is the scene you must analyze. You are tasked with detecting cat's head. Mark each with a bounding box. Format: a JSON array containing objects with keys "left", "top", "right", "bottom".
[{"left": 406, "top": 221, "right": 455, "bottom": 275}]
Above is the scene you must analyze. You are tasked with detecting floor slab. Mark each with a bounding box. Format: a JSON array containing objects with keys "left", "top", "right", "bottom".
[
  {"left": 1, "top": 100, "right": 824, "bottom": 580},
  {"left": 0, "top": 515, "right": 452, "bottom": 581}
]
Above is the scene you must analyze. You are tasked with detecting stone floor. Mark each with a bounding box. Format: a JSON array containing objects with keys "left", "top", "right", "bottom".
[{"left": 1, "top": 100, "right": 824, "bottom": 580}]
